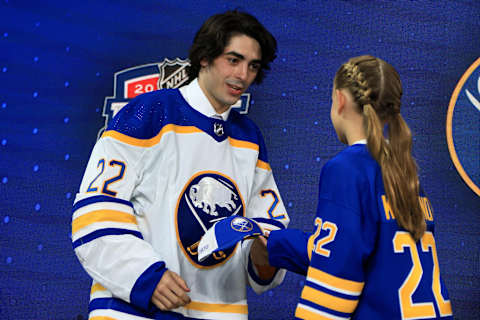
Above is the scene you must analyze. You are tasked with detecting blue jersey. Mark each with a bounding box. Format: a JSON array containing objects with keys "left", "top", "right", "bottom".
[{"left": 268, "top": 143, "right": 452, "bottom": 319}]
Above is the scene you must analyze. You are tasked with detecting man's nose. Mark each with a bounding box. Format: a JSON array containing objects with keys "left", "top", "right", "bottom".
[{"left": 234, "top": 63, "right": 248, "bottom": 81}]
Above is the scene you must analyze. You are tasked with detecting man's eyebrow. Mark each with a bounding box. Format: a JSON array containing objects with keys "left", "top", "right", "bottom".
[
  {"left": 224, "top": 51, "right": 261, "bottom": 64},
  {"left": 225, "top": 51, "right": 245, "bottom": 60}
]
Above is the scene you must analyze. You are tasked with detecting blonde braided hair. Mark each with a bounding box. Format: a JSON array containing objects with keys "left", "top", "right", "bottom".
[{"left": 343, "top": 62, "right": 372, "bottom": 106}]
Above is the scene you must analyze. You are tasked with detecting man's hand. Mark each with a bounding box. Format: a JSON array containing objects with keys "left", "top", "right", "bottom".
[
  {"left": 250, "top": 236, "right": 277, "bottom": 280},
  {"left": 151, "top": 270, "right": 191, "bottom": 311},
  {"left": 250, "top": 236, "right": 269, "bottom": 265}
]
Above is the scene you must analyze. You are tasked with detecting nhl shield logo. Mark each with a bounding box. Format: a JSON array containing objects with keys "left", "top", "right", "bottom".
[
  {"left": 213, "top": 122, "right": 224, "bottom": 137},
  {"left": 158, "top": 58, "right": 189, "bottom": 89},
  {"left": 175, "top": 171, "right": 245, "bottom": 268},
  {"left": 447, "top": 58, "right": 480, "bottom": 197},
  {"left": 97, "top": 58, "right": 252, "bottom": 140}
]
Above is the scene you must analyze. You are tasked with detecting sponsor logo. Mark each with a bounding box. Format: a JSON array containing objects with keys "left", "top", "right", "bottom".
[
  {"left": 98, "top": 58, "right": 251, "bottom": 139},
  {"left": 446, "top": 58, "right": 480, "bottom": 197},
  {"left": 176, "top": 172, "right": 245, "bottom": 268}
]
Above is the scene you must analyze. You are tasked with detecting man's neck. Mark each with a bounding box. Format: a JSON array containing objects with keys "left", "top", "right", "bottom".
[{"left": 197, "top": 77, "right": 230, "bottom": 114}]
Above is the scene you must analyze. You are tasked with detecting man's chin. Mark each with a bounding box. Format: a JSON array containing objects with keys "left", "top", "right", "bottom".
[{"left": 225, "top": 96, "right": 241, "bottom": 107}]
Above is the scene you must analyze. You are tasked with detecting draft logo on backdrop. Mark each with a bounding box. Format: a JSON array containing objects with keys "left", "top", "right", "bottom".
[
  {"left": 446, "top": 58, "right": 480, "bottom": 197},
  {"left": 98, "top": 58, "right": 252, "bottom": 139}
]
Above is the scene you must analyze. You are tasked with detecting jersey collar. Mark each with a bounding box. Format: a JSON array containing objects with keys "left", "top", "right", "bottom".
[
  {"left": 179, "top": 78, "right": 231, "bottom": 121},
  {"left": 351, "top": 139, "right": 367, "bottom": 145}
]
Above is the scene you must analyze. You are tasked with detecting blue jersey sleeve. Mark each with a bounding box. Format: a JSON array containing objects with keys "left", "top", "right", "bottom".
[{"left": 267, "top": 228, "right": 311, "bottom": 275}]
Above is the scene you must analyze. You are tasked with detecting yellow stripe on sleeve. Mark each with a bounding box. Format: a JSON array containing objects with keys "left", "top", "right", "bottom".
[
  {"left": 90, "top": 283, "right": 107, "bottom": 295},
  {"left": 72, "top": 210, "right": 137, "bottom": 234},
  {"left": 256, "top": 159, "right": 271, "bottom": 171},
  {"left": 301, "top": 285, "right": 358, "bottom": 313},
  {"left": 184, "top": 301, "right": 248, "bottom": 314},
  {"left": 228, "top": 137, "right": 260, "bottom": 152},
  {"left": 102, "top": 124, "right": 202, "bottom": 147},
  {"left": 295, "top": 305, "right": 336, "bottom": 320},
  {"left": 308, "top": 267, "right": 364, "bottom": 295}
]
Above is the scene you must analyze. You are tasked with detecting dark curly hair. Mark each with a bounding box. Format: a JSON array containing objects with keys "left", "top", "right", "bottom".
[{"left": 187, "top": 10, "right": 277, "bottom": 84}]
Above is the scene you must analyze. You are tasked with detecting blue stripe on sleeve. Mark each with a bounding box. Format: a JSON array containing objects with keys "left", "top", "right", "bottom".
[
  {"left": 130, "top": 261, "right": 168, "bottom": 312},
  {"left": 304, "top": 279, "right": 359, "bottom": 300},
  {"left": 298, "top": 298, "right": 351, "bottom": 319},
  {"left": 72, "top": 228, "right": 143, "bottom": 249},
  {"left": 89, "top": 297, "right": 151, "bottom": 317},
  {"left": 89, "top": 297, "right": 198, "bottom": 319},
  {"left": 72, "top": 195, "right": 133, "bottom": 213}
]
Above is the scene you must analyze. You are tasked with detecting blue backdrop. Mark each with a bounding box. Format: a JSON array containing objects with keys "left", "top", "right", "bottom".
[{"left": 0, "top": 1, "right": 478, "bottom": 319}]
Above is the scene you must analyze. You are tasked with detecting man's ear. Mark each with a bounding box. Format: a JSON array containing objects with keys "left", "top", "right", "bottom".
[{"left": 200, "top": 58, "right": 209, "bottom": 68}]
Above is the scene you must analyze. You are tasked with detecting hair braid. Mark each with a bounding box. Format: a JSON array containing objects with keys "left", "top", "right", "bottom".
[
  {"left": 343, "top": 62, "right": 372, "bottom": 107},
  {"left": 343, "top": 61, "right": 391, "bottom": 167}
]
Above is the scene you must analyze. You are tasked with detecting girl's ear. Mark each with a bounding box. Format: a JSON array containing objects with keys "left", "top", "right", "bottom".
[{"left": 335, "top": 89, "right": 346, "bottom": 115}]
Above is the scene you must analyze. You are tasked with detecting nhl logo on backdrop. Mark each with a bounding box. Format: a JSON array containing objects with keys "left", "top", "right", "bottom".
[
  {"left": 158, "top": 58, "right": 190, "bottom": 89},
  {"left": 97, "top": 58, "right": 252, "bottom": 139},
  {"left": 446, "top": 58, "right": 480, "bottom": 197},
  {"left": 175, "top": 172, "right": 245, "bottom": 268}
]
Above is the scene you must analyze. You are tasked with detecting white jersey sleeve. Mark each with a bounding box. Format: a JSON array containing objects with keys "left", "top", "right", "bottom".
[
  {"left": 242, "top": 130, "right": 290, "bottom": 293},
  {"left": 72, "top": 102, "right": 167, "bottom": 312}
]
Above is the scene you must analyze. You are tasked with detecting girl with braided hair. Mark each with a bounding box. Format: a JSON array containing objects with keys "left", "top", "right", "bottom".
[
  {"left": 333, "top": 55, "right": 426, "bottom": 241},
  {"left": 260, "top": 55, "right": 453, "bottom": 319}
]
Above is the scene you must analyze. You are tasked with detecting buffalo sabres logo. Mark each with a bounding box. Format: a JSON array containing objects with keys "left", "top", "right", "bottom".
[
  {"left": 97, "top": 58, "right": 252, "bottom": 140},
  {"left": 447, "top": 58, "right": 480, "bottom": 197},
  {"left": 176, "top": 172, "right": 245, "bottom": 268},
  {"left": 230, "top": 217, "right": 254, "bottom": 232}
]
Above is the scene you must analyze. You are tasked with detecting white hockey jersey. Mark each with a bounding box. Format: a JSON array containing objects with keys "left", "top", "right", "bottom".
[{"left": 72, "top": 80, "right": 289, "bottom": 320}]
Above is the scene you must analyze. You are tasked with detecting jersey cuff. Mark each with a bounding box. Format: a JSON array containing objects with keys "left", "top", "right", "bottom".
[
  {"left": 267, "top": 229, "right": 309, "bottom": 275},
  {"left": 130, "top": 261, "right": 167, "bottom": 311}
]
